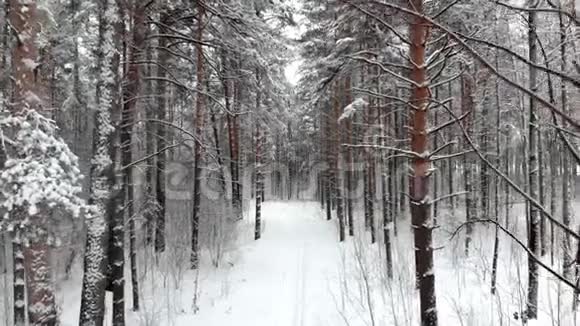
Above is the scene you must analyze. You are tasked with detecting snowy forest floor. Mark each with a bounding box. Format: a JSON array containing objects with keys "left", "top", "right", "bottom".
[{"left": 2, "top": 200, "right": 580, "bottom": 325}]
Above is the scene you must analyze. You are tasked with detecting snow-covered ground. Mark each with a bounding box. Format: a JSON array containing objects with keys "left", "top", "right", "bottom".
[
  {"left": 52, "top": 201, "right": 345, "bottom": 326},
  {"left": 169, "top": 201, "right": 342, "bottom": 326},
  {"left": 2, "top": 200, "right": 579, "bottom": 325}
]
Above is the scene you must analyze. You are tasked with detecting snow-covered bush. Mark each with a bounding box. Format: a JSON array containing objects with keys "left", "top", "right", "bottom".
[{"left": 0, "top": 109, "right": 87, "bottom": 235}]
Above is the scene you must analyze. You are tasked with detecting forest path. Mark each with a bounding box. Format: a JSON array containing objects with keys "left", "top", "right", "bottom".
[{"left": 188, "top": 201, "right": 343, "bottom": 326}]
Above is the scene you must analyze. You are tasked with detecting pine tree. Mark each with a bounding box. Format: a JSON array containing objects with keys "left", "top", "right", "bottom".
[
  {"left": 408, "top": 0, "right": 438, "bottom": 324},
  {"left": 191, "top": 0, "right": 206, "bottom": 269}
]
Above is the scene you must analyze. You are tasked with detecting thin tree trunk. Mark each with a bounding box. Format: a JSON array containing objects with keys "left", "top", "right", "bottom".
[
  {"left": 108, "top": 0, "right": 127, "bottom": 324},
  {"left": 324, "top": 104, "right": 332, "bottom": 221},
  {"left": 154, "top": 11, "right": 169, "bottom": 254},
  {"left": 461, "top": 68, "right": 475, "bottom": 257},
  {"left": 433, "top": 88, "right": 439, "bottom": 224},
  {"left": 123, "top": 0, "right": 146, "bottom": 312},
  {"left": 333, "top": 82, "right": 345, "bottom": 242},
  {"left": 550, "top": 138, "right": 557, "bottom": 266},
  {"left": 255, "top": 124, "right": 262, "bottom": 240},
  {"left": 233, "top": 58, "right": 243, "bottom": 215},
  {"left": 479, "top": 90, "right": 490, "bottom": 222},
  {"left": 223, "top": 51, "right": 241, "bottom": 219},
  {"left": 526, "top": 1, "right": 540, "bottom": 318},
  {"left": 344, "top": 76, "right": 354, "bottom": 237},
  {"left": 382, "top": 97, "right": 393, "bottom": 280},
  {"left": 393, "top": 89, "right": 401, "bottom": 237},
  {"left": 143, "top": 30, "right": 156, "bottom": 246},
  {"left": 12, "top": 233, "right": 25, "bottom": 326},
  {"left": 559, "top": 2, "right": 573, "bottom": 282},
  {"left": 491, "top": 23, "right": 501, "bottom": 294},
  {"left": 446, "top": 82, "right": 455, "bottom": 213},
  {"left": 191, "top": 1, "right": 206, "bottom": 269},
  {"left": 539, "top": 130, "right": 546, "bottom": 257}
]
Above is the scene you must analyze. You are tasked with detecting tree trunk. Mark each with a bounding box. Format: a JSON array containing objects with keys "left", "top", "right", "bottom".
[
  {"left": 461, "top": 68, "right": 475, "bottom": 257},
  {"left": 108, "top": 0, "right": 127, "bottom": 324},
  {"left": 409, "top": 1, "right": 438, "bottom": 324},
  {"left": 79, "top": 0, "right": 115, "bottom": 322},
  {"left": 122, "top": 0, "right": 146, "bottom": 312},
  {"left": 324, "top": 103, "right": 332, "bottom": 221},
  {"left": 223, "top": 51, "right": 241, "bottom": 219},
  {"left": 433, "top": 88, "right": 439, "bottom": 224},
  {"left": 143, "top": 32, "right": 156, "bottom": 246},
  {"left": 344, "top": 76, "right": 354, "bottom": 237},
  {"left": 559, "top": 2, "right": 573, "bottom": 282},
  {"left": 191, "top": 1, "right": 206, "bottom": 269},
  {"left": 526, "top": 1, "right": 540, "bottom": 318},
  {"left": 24, "top": 242, "right": 58, "bottom": 325},
  {"left": 538, "top": 130, "right": 546, "bottom": 257},
  {"left": 255, "top": 124, "right": 262, "bottom": 240},
  {"left": 12, "top": 233, "right": 25, "bottom": 326},
  {"left": 154, "top": 11, "right": 169, "bottom": 254},
  {"left": 233, "top": 57, "right": 243, "bottom": 216},
  {"left": 8, "top": 1, "right": 58, "bottom": 324},
  {"left": 382, "top": 97, "right": 393, "bottom": 280},
  {"left": 333, "top": 82, "right": 345, "bottom": 242},
  {"left": 491, "top": 26, "right": 501, "bottom": 294}
]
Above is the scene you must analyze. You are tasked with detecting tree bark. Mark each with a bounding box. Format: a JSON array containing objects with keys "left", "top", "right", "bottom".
[
  {"left": 108, "top": 0, "right": 127, "bottom": 324},
  {"left": 559, "top": 1, "right": 573, "bottom": 281},
  {"left": 344, "top": 76, "right": 354, "bottom": 237},
  {"left": 79, "top": 0, "right": 115, "bottom": 323},
  {"left": 526, "top": 1, "right": 540, "bottom": 319},
  {"left": 332, "top": 82, "right": 345, "bottom": 242},
  {"left": 408, "top": 1, "right": 438, "bottom": 324},
  {"left": 191, "top": 1, "right": 206, "bottom": 269},
  {"left": 154, "top": 11, "right": 169, "bottom": 254},
  {"left": 254, "top": 124, "right": 262, "bottom": 240},
  {"left": 461, "top": 68, "right": 475, "bottom": 257},
  {"left": 491, "top": 24, "right": 501, "bottom": 295},
  {"left": 8, "top": 1, "right": 58, "bottom": 324},
  {"left": 12, "top": 233, "right": 25, "bottom": 326}
]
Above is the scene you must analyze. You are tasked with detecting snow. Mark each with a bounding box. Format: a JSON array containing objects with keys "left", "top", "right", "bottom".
[
  {"left": 338, "top": 98, "right": 367, "bottom": 122},
  {"left": 0, "top": 110, "right": 86, "bottom": 231},
  {"left": 145, "top": 201, "right": 343, "bottom": 326},
  {"left": 2, "top": 200, "right": 578, "bottom": 326},
  {"left": 21, "top": 58, "right": 38, "bottom": 70}
]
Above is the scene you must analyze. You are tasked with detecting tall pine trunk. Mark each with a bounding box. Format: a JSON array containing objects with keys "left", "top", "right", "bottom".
[
  {"left": 12, "top": 233, "right": 25, "bottom": 326},
  {"left": 333, "top": 82, "right": 345, "bottom": 242},
  {"left": 526, "top": 1, "right": 540, "bottom": 318},
  {"left": 121, "top": 0, "right": 146, "bottom": 311},
  {"left": 559, "top": 2, "right": 573, "bottom": 281},
  {"left": 8, "top": 1, "right": 58, "bottom": 324},
  {"left": 154, "top": 11, "right": 169, "bottom": 254},
  {"left": 408, "top": 1, "right": 437, "bottom": 324},
  {"left": 461, "top": 69, "right": 475, "bottom": 257},
  {"left": 108, "top": 0, "right": 127, "bottom": 324},
  {"left": 491, "top": 25, "right": 501, "bottom": 294},
  {"left": 191, "top": 1, "right": 206, "bottom": 269},
  {"left": 255, "top": 124, "right": 263, "bottom": 240},
  {"left": 382, "top": 97, "right": 393, "bottom": 279},
  {"left": 344, "top": 77, "right": 354, "bottom": 236}
]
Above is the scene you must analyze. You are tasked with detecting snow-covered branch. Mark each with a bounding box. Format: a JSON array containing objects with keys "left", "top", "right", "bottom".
[{"left": 0, "top": 110, "right": 86, "bottom": 230}]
